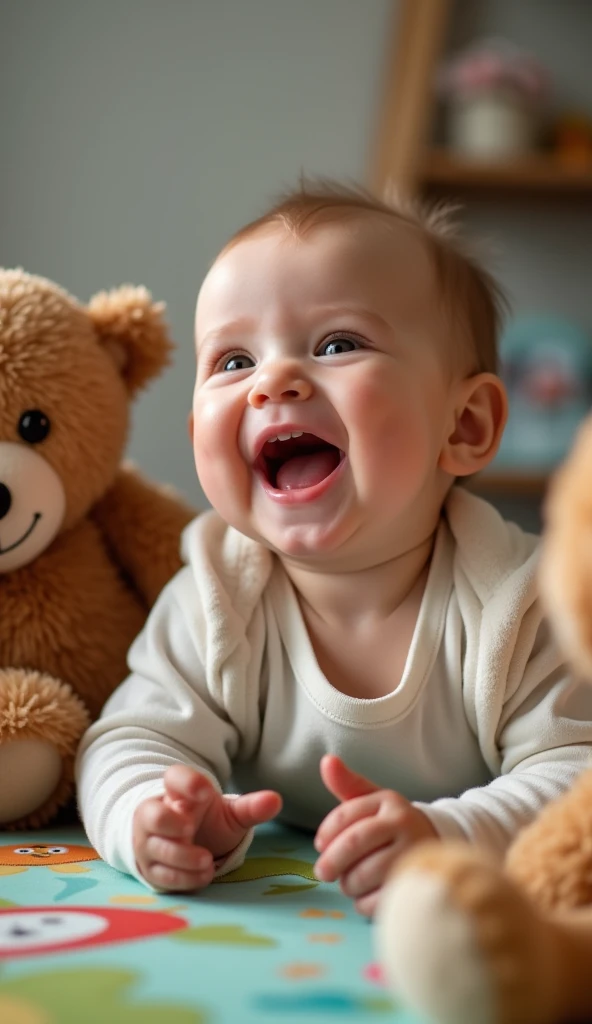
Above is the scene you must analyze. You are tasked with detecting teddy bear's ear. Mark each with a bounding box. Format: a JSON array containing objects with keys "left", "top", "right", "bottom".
[{"left": 87, "top": 285, "right": 173, "bottom": 394}]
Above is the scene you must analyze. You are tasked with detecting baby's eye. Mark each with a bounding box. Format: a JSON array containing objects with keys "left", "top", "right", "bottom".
[
  {"left": 317, "top": 336, "right": 361, "bottom": 357},
  {"left": 222, "top": 354, "right": 255, "bottom": 372}
]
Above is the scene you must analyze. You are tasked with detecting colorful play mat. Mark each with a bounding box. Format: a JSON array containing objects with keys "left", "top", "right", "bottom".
[{"left": 0, "top": 823, "right": 423, "bottom": 1024}]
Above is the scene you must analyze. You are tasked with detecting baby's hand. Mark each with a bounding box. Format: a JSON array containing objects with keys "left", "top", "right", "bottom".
[
  {"left": 314, "top": 755, "right": 438, "bottom": 917},
  {"left": 133, "top": 764, "right": 282, "bottom": 892}
]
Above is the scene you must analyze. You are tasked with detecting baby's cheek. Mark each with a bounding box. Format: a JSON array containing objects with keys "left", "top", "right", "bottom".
[
  {"left": 193, "top": 391, "right": 240, "bottom": 464},
  {"left": 195, "top": 447, "right": 248, "bottom": 512},
  {"left": 354, "top": 412, "right": 437, "bottom": 506},
  {"left": 347, "top": 370, "right": 413, "bottom": 432},
  {"left": 192, "top": 398, "right": 248, "bottom": 508},
  {"left": 348, "top": 384, "right": 417, "bottom": 465},
  {"left": 368, "top": 438, "right": 423, "bottom": 496}
]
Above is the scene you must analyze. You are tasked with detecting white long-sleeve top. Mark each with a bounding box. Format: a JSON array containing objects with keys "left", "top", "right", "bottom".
[{"left": 76, "top": 487, "right": 592, "bottom": 885}]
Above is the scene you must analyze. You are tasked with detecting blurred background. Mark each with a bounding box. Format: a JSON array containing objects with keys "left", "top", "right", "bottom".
[{"left": 3, "top": 0, "right": 592, "bottom": 529}]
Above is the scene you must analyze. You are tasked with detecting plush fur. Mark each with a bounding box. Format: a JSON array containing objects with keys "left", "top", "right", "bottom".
[
  {"left": 0, "top": 269, "right": 195, "bottom": 828},
  {"left": 376, "top": 414, "right": 592, "bottom": 1024}
]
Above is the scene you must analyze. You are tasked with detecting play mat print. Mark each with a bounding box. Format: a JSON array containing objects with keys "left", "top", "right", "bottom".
[{"left": 0, "top": 823, "right": 423, "bottom": 1024}]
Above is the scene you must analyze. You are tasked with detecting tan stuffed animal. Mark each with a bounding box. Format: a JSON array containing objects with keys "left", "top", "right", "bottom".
[
  {"left": 0, "top": 269, "right": 195, "bottom": 829},
  {"left": 376, "top": 415, "right": 592, "bottom": 1024}
]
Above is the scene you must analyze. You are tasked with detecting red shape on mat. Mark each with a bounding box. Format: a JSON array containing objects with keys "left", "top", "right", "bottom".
[{"left": 0, "top": 905, "right": 187, "bottom": 959}]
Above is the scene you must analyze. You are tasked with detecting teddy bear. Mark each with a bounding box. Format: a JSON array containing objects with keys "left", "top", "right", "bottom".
[
  {"left": 376, "top": 413, "right": 592, "bottom": 1024},
  {"left": 0, "top": 268, "right": 195, "bottom": 830}
]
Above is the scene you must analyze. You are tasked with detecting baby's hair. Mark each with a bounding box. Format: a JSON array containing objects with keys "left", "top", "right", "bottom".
[{"left": 220, "top": 179, "right": 508, "bottom": 375}]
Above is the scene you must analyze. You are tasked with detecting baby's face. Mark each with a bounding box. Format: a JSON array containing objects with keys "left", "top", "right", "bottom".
[{"left": 192, "top": 217, "right": 461, "bottom": 568}]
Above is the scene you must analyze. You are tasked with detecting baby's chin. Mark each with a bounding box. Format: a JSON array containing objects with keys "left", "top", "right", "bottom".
[
  {"left": 210, "top": 490, "right": 362, "bottom": 563},
  {"left": 255, "top": 520, "right": 368, "bottom": 570}
]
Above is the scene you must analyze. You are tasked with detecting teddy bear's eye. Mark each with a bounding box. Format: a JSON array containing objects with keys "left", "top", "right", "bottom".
[{"left": 18, "top": 410, "right": 51, "bottom": 445}]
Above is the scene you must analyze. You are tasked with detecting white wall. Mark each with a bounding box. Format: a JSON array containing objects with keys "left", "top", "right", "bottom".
[{"left": 1, "top": 0, "right": 392, "bottom": 506}]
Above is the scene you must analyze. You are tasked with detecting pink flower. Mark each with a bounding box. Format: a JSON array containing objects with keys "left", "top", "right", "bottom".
[{"left": 438, "top": 38, "right": 549, "bottom": 101}]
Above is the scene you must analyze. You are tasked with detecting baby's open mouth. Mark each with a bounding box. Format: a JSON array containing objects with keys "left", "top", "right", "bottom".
[{"left": 257, "top": 432, "right": 344, "bottom": 491}]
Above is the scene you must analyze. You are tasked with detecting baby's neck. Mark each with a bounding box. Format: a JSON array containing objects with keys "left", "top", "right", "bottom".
[{"left": 281, "top": 533, "right": 436, "bottom": 630}]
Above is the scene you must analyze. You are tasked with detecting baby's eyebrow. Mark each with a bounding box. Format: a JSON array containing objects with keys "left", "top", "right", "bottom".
[
  {"left": 311, "top": 305, "right": 391, "bottom": 333},
  {"left": 198, "top": 316, "right": 256, "bottom": 348}
]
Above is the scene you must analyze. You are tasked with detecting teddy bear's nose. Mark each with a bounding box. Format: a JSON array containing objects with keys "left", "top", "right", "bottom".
[{"left": 0, "top": 483, "right": 12, "bottom": 520}]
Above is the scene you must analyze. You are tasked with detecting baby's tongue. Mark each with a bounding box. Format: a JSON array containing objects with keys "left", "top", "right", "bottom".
[{"left": 276, "top": 449, "right": 340, "bottom": 491}]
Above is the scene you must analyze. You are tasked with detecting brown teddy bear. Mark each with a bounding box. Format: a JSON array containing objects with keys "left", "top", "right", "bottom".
[
  {"left": 0, "top": 268, "right": 195, "bottom": 830},
  {"left": 376, "top": 415, "right": 592, "bottom": 1024}
]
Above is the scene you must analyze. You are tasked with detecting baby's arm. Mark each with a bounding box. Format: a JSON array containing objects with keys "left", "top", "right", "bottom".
[
  {"left": 413, "top": 621, "right": 592, "bottom": 854},
  {"left": 76, "top": 562, "right": 273, "bottom": 887}
]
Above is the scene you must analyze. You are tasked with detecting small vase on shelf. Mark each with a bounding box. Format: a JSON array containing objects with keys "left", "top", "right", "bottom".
[{"left": 438, "top": 38, "right": 549, "bottom": 162}]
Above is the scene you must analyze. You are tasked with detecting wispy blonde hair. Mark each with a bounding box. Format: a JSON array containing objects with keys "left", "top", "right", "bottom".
[{"left": 218, "top": 179, "right": 507, "bottom": 375}]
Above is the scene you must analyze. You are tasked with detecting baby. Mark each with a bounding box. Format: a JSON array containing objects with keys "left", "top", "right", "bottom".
[{"left": 77, "top": 182, "right": 592, "bottom": 917}]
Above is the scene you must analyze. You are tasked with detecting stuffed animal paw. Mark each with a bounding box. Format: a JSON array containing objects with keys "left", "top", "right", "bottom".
[
  {"left": 0, "top": 669, "right": 90, "bottom": 828},
  {"left": 376, "top": 841, "right": 590, "bottom": 1024},
  {"left": 506, "top": 767, "right": 592, "bottom": 912}
]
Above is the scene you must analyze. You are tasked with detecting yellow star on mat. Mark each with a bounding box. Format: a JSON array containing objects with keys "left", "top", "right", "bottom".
[{"left": 279, "top": 962, "right": 326, "bottom": 980}]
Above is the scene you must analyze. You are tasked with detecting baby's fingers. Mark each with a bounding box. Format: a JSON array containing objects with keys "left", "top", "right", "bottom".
[
  {"left": 354, "top": 889, "right": 380, "bottom": 919},
  {"left": 340, "top": 845, "right": 398, "bottom": 900},
  {"left": 136, "top": 797, "right": 196, "bottom": 842},
  {"left": 164, "top": 765, "right": 216, "bottom": 817},
  {"left": 145, "top": 836, "right": 213, "bottom": 875},
  {"left": 315, "top": 817, "right": 397, "bottom": 882},
  {"left": 142, "top": 855, "right": 215, "bottom": 893},
  {"left": 225, "top": 790, "right": 282, "bottom": 832},
  {"left": 314, "top": 793, "right": 382, "bottom": 854},
  {"left": 142, "top": 836, "right": 215, "bottom": 891}
]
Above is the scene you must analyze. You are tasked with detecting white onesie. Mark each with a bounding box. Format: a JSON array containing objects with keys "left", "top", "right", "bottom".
[{"left": 76, "top": 488, "right": 592, "bottom": 884}]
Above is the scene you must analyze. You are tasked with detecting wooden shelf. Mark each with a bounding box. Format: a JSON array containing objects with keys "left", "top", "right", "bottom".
[
  {"left": 468, "top": 471, "right": 550, "bottom": 497},
  {"left": 420, "top": 149, "right": 592, "bottom": 196}
]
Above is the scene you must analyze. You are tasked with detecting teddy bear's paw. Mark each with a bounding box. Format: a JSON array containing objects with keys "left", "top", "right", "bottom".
[
  {"left": 507, "top": 768, "right": 592, "bottom": 912},
  {"left": 375, "top": 841, "right": 563, "bottom": 1024},
  {"left": 0, "top": 669, "right": 90, "bottom": 828},
  {"left": 0, "top": 737, "right": 63, "bottom": 824}
]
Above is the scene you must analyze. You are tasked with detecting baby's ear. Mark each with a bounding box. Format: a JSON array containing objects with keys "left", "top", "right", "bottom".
[
  {"left": 87, "top": 285, "right": 173, "bottom": 395},
  {"left": 439, "top": 373, "right": 508, "bottom": 478}
]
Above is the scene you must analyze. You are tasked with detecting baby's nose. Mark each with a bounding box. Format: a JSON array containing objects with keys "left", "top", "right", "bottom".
[{"left": 248, "top": 365, "right": 313, "bottom": 409}]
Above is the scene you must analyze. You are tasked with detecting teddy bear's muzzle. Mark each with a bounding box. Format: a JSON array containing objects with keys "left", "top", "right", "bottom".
[{"left": 0, "top": 443, "right": 66, "bottom": 573}]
